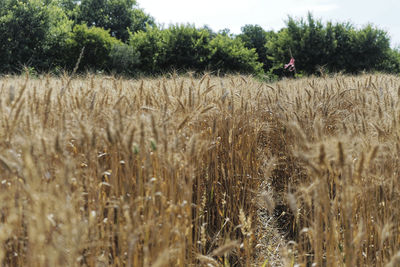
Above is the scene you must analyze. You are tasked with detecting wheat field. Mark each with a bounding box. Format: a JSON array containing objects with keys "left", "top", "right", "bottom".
[{"left": 0, "top": 73, "right": 399, "bottom": 266}]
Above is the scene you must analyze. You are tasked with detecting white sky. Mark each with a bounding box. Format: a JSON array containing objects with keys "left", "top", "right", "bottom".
[{"left": 139, "top": 0, "right": 400, "bottom": 48}]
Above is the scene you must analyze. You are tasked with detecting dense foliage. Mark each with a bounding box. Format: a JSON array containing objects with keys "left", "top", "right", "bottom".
[
  {"left": 266, "top": 13, "right": 400, "bottom": 76},
  {"left": 0, "top": 1, "right": 399, "bottom": 77},
  {"left": 65, "top": 24, "right": 122, "bottom": 71},
  {"left": 0, "top": 0, "right": 73, "bottom": 73},
  {"left": 75, "top": 0, "right": 155, "bottom": 41},
  {"left": 237, "top": 24, "right": 274, "bottom": 72}
]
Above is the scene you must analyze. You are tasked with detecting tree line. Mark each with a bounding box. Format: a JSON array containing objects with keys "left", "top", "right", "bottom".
[{"left": 1, "top": 0, "right": 399, "bottom": 78}]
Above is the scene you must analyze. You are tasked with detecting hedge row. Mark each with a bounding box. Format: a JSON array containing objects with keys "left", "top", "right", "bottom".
[{"left": 1, "top": 1, "right": 399, "bottom": 77}]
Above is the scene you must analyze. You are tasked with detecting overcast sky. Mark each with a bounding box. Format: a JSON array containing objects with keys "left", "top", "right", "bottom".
[{"left": 139, "top": 0, "right": 400, "bottom": 48}]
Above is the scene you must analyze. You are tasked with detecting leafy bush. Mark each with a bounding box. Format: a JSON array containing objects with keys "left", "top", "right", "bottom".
[
  {"left": 75, "top": 0, "right": 154, "bottom": 42},
  {"left": 129, "top": 24, "right": 211, "bottom": 74},
  {"left": 378, "top": 48, "right": 400, "bottom": 73},
  {"left": 237, "top": 24, "right": 275, "bottom": 72},
  {"left": 109, "top": 44, "right": 141, "bottom": 75},
  {"left": 65, "top": 24, "right": 122, "bottom": 71},
  {"left": 157, "top": 24, "right": 212, "bottom": 72},
  {"left": 348, "top": 24, "right": 392, "bottom": 72},
  {"left": 0, "top": 1, "right": 399, "bottom": 76},
  {"left": 128, "top": 26, "right": 165, "bottom": 73},
  {"left": 0, "top": 0, "right": 72, "bottom": 73},
  {"left": 129, "top": 24, "right": 263, "bottom": 75},
  {"left": 266, "top": 14, "right": 335, "bottom": 76},
  {"left": 266, "top": 13, "right": 395, "bottom": 76},
  {"left": 208, "top": 35, "right": 263, "bottom": 74}
]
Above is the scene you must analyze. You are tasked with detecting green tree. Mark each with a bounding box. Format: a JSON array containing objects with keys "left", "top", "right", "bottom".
[
  {"left": 158, "top": 24, "right": 212, "bottom": 72},
  {"left": 129, "top": 24, "right": 212, "bottom": 74},
  {"left": 283, "top": 13, "right": 335, "bottom": 75},
  {"left": 65, "top": 24, "right": 122, "bottom": 71},
  {"left": 237, "top": 24, "right": 274, "bottom": 72},
  {"left": 128, "top": 26, "right": 165, "bottom": 73},
  {"left": 0, "top": 0, "right": 73, "bottom": 73},
  {"left": 200, "top": 25, "right": 217, "bottom": 39},
  {"left": 266, "top": 13, "right": 396, "bottom": 76},
  {"left": 378, "top": 47, "right": 400, "bottom": 73},
  {"left": 58, "top": 0, "right": 79, "bottom": 18},
  {"left": 265, "top": 27, "right": 294, "bottom": 77},
  {"left": 208, "top": 34, "right": 263, "bottom": 74},
  {"left": 130, "top": 8, "right": 155, "bottom": 34},
  {"left": 218, "top": 28, "right": 232, "bottom": 37},
  {"left": 109, "top": 43, "right": 141, "bottom": 75},
  {"left": 129, "top": 25, "right": 263, "bottom": 75},
  {"left": 76, "top": 0, "right": 154, "bottom": 41},
  {"left": 329, "top": 22, "right": 355, "bottom": 72},
  {"left": 350, "top": 25, "right": 392, "bottom": 72},
  {"left": 43, "top": 1, "right": 75, "bottom": 70}
]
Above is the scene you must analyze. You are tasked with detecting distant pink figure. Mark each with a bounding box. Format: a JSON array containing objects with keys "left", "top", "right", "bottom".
[{"left": 285, "top": 58, "right": 296, "bottom": 72}]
